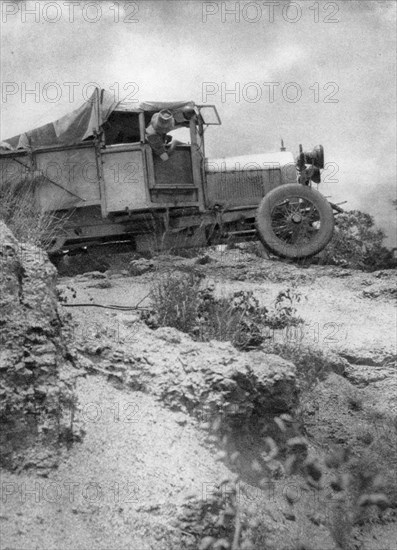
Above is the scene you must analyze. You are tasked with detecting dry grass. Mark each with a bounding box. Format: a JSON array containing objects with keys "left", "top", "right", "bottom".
[
  {"left": 0, "top": 175, "right": 68, "bottom": 250},
  {"left": 149, "top": 270, "right": 203, "bottom": 333}
]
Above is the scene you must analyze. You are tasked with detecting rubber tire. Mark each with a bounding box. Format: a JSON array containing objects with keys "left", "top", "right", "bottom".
[{"left": 255, "top": 184, "right": 334, "bottom": 259}]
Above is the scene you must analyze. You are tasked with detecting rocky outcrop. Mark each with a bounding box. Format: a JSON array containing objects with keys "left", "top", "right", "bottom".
[
  {"left": 75, "top": 324, "right": 298, "bottom": 427},
  {"left": 0, "top": 222, "right": 78, "bottom": 471},
  {"left": 128, "top": 258, "right": 155, "bottom": 276}
]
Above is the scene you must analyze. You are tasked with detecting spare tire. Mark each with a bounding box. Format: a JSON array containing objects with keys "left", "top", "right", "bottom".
[{"left": 255, "top": 184, "right": 334, "bottom": 259}]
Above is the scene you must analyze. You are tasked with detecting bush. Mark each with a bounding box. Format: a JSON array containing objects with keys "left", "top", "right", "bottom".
[
  {"left": 197, "top": 287, "right": 269, "bottom": 350},
  {"left": 146, "top": 271, "right": 269, "bottom": 350},
  {"left": 266, "top": 288, "right": 303, "bottom": 329},
  {"left": 149, "top": 270, "right": 204, "bottom": 333},
  {"left": 145, "top": 272, "right": 305, "bottom": 351},
  {"left": 0, "top": 175, "right": 67, "bottom": 250},
  {"left": 317, "top": 210, "right": 395, "bottom": 271}
]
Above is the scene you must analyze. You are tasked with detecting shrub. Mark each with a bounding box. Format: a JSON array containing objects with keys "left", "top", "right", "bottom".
[
  {"left": 266, "top": 287, "right": 303, "bottom": 329},
  {"left": 145, "top": 272, "right": 272, "bottom": 350},
  {"left": 149, "top": 270, "right": 203, "bottom": 333},
  {"left": 317, "top": 210, "right": 395, "bottom": 271},
  {"left": 196, "top": 288, "right": 268, "bottom": 350},
  {"left": 0, "top": 175, "right": 68, "bottom": 250},
  {"left": 145, "top": 272, "right": 306, "bottom": 351}
]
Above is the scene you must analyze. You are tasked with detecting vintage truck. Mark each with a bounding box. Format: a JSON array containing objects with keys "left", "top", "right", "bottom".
[{"left": 0, "top": 88, "right": 336, "bottom": 259}]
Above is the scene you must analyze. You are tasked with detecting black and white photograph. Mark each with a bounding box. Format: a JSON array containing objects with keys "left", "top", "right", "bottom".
[{"left": 0, "top": 1, "right": 396, "bottom": 549}]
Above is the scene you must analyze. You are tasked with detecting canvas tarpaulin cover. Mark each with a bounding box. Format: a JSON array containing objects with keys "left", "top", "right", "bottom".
[{"left": 4, "top": 88, "right": 196, "bottom": 149}]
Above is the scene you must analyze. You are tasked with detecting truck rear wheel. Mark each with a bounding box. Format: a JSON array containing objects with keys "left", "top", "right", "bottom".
[{"left": 255, "top": 184, "right": 334, "bottom": 259}]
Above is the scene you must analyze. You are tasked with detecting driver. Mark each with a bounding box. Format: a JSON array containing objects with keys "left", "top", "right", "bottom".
[{"left": 145, "top": 109, "right": 179, "bottom": 161}]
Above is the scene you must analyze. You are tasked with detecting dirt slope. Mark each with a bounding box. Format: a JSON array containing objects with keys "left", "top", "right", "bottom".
[{"left": 1, "top": 247, "right": 396, "bottom": 550}]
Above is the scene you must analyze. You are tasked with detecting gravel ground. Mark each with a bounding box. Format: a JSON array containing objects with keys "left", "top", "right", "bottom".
[
  {"left": 59, "top": 250, "right": 396, "bottom": 361},
  {"left": 1, "top": 376, "right": 230, "bottom": 550},
  {"left": 1, "top": 250, "right": 396, "bottom": 550}
]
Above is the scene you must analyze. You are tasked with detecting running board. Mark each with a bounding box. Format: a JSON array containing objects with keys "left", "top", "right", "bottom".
[{"left": 227, "top": 229, "right": 257, "bottom": 236}]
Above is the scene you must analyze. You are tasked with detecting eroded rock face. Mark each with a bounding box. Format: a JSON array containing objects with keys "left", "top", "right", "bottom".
[
  {"left": 0, "top": 222, "right": 77, "bottom": 470},
  {"left": 75, "top": 324, "right": 298, "bottom": 426}
]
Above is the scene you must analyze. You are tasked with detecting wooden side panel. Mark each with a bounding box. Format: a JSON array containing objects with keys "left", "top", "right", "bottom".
[
  {"left": 152, "top": 149, "right": 194, "bottom": 186},
  {"left": 149, "top": 146, "right": 199, "bottom": 205},
  {"left": 34, "top": 146, "right": 100, "bottom": 211},
  {"left": 205, "top": 169, "right": 281, "bottom": 208},
  {"left": 101, "top": 148, "right": 148, "bottom": 211}
]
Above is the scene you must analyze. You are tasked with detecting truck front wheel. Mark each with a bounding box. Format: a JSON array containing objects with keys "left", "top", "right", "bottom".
[{"left": 255, "top": 184, "right": 334, "bottom": 259}]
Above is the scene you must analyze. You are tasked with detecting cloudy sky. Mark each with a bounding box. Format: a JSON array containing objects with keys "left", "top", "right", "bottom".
[{"left": 1, "top": 0, "right": 396, "bottom": 244}]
